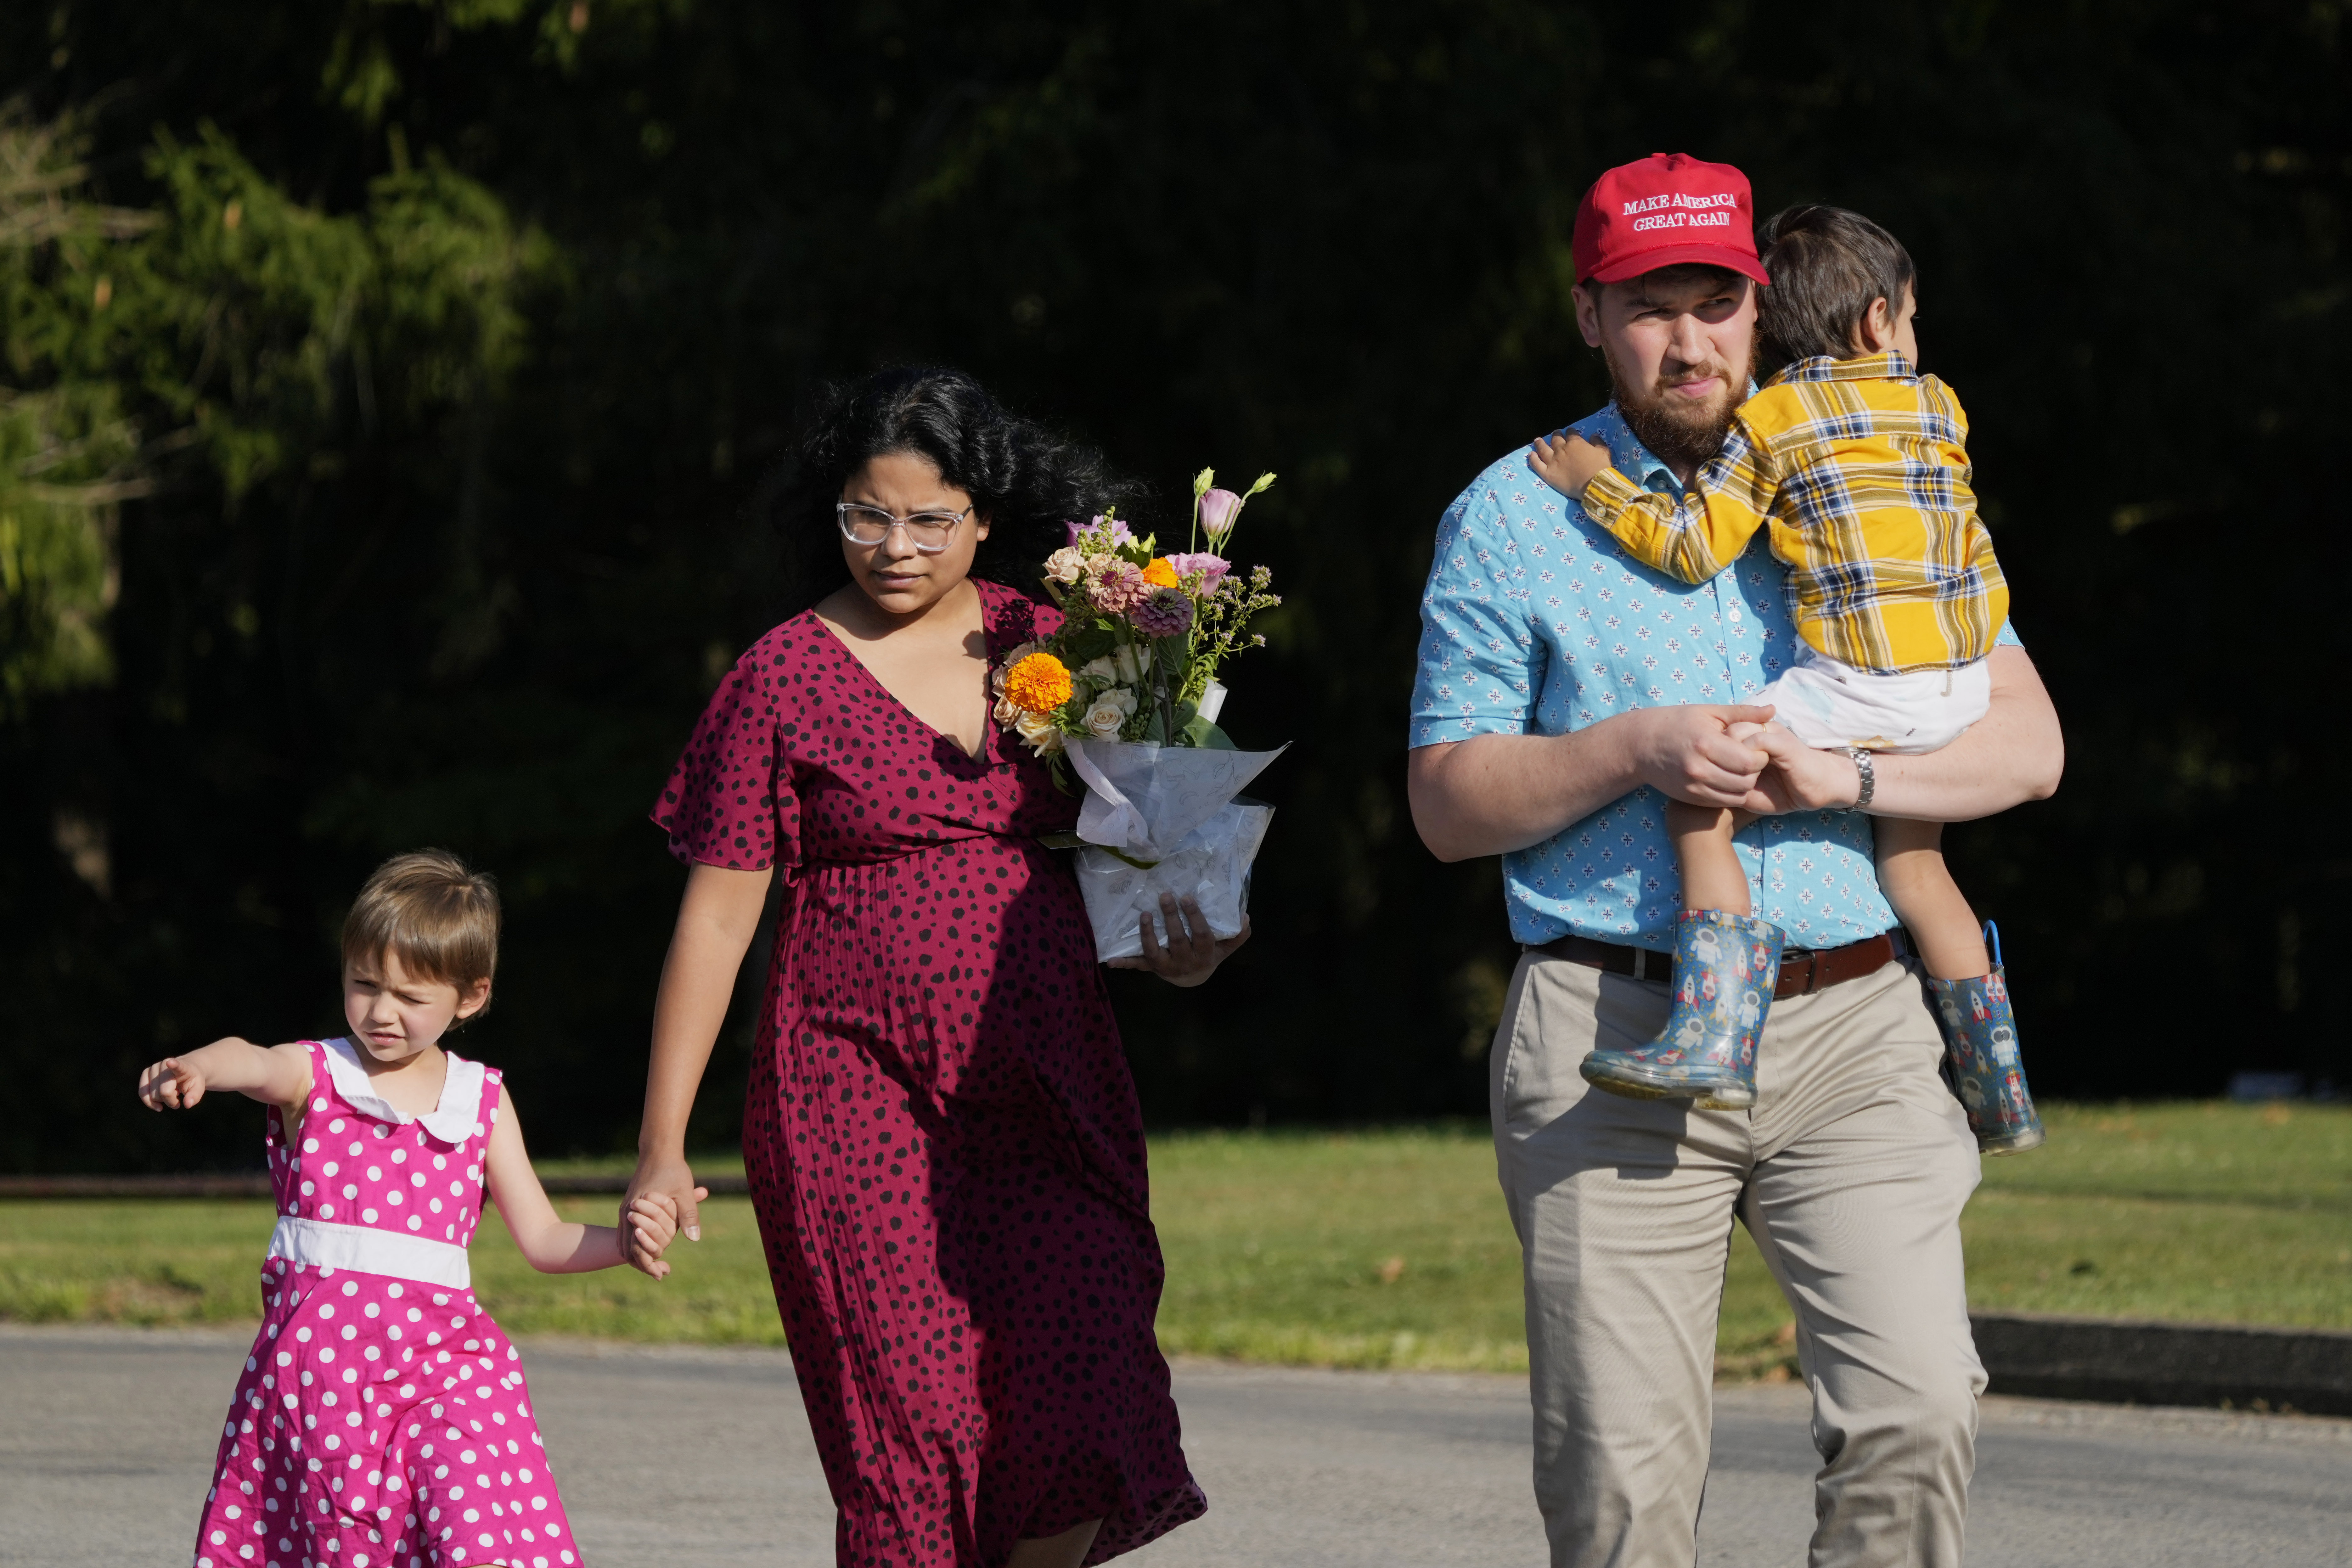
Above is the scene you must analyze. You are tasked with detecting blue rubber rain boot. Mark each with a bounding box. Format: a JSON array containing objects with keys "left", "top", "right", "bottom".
[
  {"left": 1580, "top": 910, "right": 1783, "bottom": 1110},
  {"left": 1927, "top": 922, "right": 2045, "bottom": 1154}
]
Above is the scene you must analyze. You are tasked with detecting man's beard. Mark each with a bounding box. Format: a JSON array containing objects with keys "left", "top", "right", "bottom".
[{"left": 1605, "top": 340, "right": 1756, "bottom": 473}]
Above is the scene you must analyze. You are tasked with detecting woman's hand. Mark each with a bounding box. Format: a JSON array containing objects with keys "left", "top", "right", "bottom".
[
  {"left": 621, "top": 1151, "right": 706, "bottom": 1276},
  {"left": 1106, "top": 894, "right": 1250, "bottom": 988}
]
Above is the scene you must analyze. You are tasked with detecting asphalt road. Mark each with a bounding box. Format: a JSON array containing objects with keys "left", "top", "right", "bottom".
[{"left": 4, "top": 1325, "right": 2347, "bottom": 1566}]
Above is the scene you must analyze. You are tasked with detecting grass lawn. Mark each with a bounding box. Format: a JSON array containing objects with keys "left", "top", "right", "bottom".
[
  {"left": 4, "top": 1103, "right": 2346, "bottom": 1380},
  {"left": 1153, "top": 1101, "right": 2352, "bottom": 1377}
]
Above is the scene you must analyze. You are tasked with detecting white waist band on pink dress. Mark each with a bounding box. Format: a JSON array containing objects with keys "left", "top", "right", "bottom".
[{"left": 267, "top": 1215, "right": 471, "bottom": 1290}]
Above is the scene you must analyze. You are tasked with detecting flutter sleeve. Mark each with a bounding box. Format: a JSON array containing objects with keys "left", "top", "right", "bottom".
[{"left": 649, "top": 632, "right": 800, "bottom": 877}]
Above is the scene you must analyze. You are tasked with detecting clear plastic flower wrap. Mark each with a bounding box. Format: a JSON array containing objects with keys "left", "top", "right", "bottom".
[{"left": 1062, "top": 738, "right": 1284, "bottom": 959}]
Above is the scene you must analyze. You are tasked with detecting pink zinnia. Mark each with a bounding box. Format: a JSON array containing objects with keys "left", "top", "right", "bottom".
[
  {"left": 1130, "top": 587, "right": 1195, "bottom": 638},
  {"left": 1088, "top": 561, "right": 1152, "bottom": 613}
]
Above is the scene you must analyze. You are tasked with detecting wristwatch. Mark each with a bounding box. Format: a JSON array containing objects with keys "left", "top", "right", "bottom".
[{"left": 1842, "top": 747, "right": 1876, "bottom": 811}]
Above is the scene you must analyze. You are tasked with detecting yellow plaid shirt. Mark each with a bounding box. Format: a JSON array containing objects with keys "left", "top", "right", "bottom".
[{"left": 1580, "top": 351, "right": 2008, "bottom": 673}]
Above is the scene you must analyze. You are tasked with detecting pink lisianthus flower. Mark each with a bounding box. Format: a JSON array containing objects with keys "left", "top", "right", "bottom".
[
  {"left": 1162, "top": 551, "right": 1230, "bottom": 593},
  {"left": 1088, "top": 560, "right": 1152, "bottom": 613},
  {"left": 1065, "top": 514, "right": 1136, "bottom": 550},
  {"left": 1129, "top": 586, "right": 1196, "bottom": 638},
  {"left": 1196, "top": 488, "right": 1243, "bottom": 540}
]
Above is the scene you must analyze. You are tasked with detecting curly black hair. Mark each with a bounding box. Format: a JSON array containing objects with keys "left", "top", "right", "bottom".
[{"left": 772, "top": 365, "right": 1136, "bottom": 615}]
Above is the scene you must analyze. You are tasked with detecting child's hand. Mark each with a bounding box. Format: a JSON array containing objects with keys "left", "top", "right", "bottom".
[
  {"left": 135, "top": 1037, "right": 310, "bottom": 1116},
  {"left": 1528, "top": 430, "right": 1615, "bottom": 499},
  {"left": 139, "top": 1054, "right": 214, "bottom": 1111},
  {"left": 622, "top": 1189, "right": 703, "bottom": 1280},
  {"left": 1740, "top": 720, "right": 1871, "bottom": 814}
]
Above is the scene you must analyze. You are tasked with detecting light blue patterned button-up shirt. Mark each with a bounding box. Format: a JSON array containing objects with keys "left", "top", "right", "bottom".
[{"left": 1409, "top": 402, "right": 2020, "bottom": 952}]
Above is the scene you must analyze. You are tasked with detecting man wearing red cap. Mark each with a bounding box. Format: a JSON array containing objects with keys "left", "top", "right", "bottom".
[{"left": 1407, "top": 154, "right": 2064, "bottom": 1567}]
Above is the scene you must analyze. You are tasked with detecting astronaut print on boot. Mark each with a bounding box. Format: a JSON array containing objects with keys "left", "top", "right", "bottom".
[
  {"left": 1928, "top": 960, "right": 2046, "bottom": 1154},
  {"left": 1580, "top": 910, "right": 1784, "bottom": 1110}
]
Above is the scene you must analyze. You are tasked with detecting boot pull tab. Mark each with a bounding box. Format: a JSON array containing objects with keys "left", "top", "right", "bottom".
[{"left": 1983, "top": 919, "right": 2004, "bottom": 971}]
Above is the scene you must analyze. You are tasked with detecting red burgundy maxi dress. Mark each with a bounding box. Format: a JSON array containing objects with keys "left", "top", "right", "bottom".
[{"left": 651, "top": 581, "right": 1204, "bottom": 1567}]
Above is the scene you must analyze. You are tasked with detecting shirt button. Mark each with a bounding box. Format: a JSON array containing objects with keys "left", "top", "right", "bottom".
[{"left": 1727, "top": 606, "right": 1743, "bottom": 623}]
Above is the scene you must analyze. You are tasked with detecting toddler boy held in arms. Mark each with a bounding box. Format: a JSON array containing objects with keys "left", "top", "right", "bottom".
[{"left": 1531, "top": 203, "right": 2042, "bottom": 1151}]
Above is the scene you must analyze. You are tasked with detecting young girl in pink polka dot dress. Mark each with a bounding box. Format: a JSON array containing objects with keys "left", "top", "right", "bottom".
[{"left": 138, "top": 851, "right": 686, "bottom": 1568}]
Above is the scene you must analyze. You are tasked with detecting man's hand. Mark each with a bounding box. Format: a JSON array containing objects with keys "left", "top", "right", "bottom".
[
  {"left": 1528, "top": 430, "right": 1615, "bottom": 499},
  {"left": 1741, "top": 723, "right": 1865, "bottom": 815},
  {"left": 1409, "top": 703, "right": 1778, "bottom": 862},
  {"left": 1106, "top": 896, "right": 1249, "bottom": 987},
  {"left": 1624, "top": 704, "right": 1777, "bottom": 808}
]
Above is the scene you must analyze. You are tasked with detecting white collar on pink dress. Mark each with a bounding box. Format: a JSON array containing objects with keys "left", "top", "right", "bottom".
[{"left": 320, "top": 1036, "right": 488, "bottom": 1144}]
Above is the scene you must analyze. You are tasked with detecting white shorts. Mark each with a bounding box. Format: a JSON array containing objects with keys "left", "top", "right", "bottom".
[{"left": 1758, "top": 644, "right": 1991, "bottom": 754}]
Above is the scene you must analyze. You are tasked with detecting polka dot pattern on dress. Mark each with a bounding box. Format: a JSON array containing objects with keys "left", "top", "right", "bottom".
[
  {"left": 652, "top": 581, "right": 1204, "bottom": 1566},
  {"left": 189, "top": 1040, "right": 579, "bottom": 1568}
]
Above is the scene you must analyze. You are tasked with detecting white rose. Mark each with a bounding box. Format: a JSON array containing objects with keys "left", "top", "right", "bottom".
[
  {"left": 993, "top": 695, "right": 1018, "bottom": 725},
  {"left": 1110, "top": 642, "right": 1149, "bottom": 683},
  {"left": 1044, "top": 549, "right": 1085, "bottom": 585},
  {"left": 1014, "top": 710, "right": 1065, "bottom": 756},
  {"left": 1083, "top": 700, "right": 1127, "bottom": 738},
  {"left": 1080, "top": 655, "right": 1121, "bottom": 687}
]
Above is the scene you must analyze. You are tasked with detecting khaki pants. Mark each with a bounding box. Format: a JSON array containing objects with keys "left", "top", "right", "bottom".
[{"left": 1491, "top": 949, "right": 1985, "bottom": 1568}]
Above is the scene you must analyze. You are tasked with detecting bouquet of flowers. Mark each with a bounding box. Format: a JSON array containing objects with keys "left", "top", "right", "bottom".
[{"left": 993, "top": 469, "right": 1288, "bottom": 960}]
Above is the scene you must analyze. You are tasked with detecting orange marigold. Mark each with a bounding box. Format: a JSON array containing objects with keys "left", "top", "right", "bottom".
[
  {"left": 1141, "top": 557, "right": 1181, "bottom": 589},
  {"left": 1002, "top": 652, "right": 1073, "bottom": 714}
]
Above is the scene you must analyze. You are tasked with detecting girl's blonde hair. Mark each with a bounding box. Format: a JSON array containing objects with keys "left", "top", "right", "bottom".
[{"left": 340, "top": 850, "right": 501, "bottom": 999}]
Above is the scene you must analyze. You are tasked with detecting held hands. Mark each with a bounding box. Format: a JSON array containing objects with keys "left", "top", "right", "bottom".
[
  {"left": 621, "top": 1153, "right": 707, "bottom": 1279},
  {"left": 618, "top": 1190, "right": 698, "bottom": 1280},
  {"left": 1741, "top": 723, "right": 1867, "bottom": 814},
  {"left": 1622, "top": 706, "right": 1863, "bottom": 816},
  {"left": 1626, "top": 705, "right": 1778, "bottom": 808},
  {"left": 1527, "top": 430, "right": 1614, "bottom": 500},
  {"left": 1106, "top": 894, "right": 1250, "bottom": 988}
]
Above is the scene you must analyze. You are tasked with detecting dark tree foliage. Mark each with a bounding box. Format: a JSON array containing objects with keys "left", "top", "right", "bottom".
[{"left": 2, "top": 1, "right": 2344, "bottom": 1170}]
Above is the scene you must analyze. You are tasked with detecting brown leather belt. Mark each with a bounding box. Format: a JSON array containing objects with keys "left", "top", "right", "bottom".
[{"left": 1526, "top": 930, "right": 1903, "bottom": 1001}]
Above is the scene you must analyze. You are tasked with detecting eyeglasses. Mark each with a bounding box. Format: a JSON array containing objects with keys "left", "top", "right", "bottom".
[{"left": 835, "top": 503, "right": 972, "bottom": 555}]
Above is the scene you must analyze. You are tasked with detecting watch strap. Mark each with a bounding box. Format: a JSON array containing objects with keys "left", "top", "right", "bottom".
[{"left": 1843, "top": 746, "right": 1877, "bottom": 810}]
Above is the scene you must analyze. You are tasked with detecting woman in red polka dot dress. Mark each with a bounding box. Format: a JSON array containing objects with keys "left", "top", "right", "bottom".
[
  {"left": 139, "top": 851, "right": 686, "bottom": 1568},
  {"left": 627, "top": 367, "right": 1248, "bottom": 1568}
]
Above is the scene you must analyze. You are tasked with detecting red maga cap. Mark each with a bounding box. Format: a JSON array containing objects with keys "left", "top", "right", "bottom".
[{"left": 1572, "top": 152, "right": 1770, "bottom": 287}]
